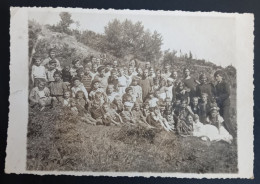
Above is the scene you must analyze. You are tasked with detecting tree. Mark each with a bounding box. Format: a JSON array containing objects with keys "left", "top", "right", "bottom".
[{"left": 58, "top": 12, "right": 74, "bottom": 34}]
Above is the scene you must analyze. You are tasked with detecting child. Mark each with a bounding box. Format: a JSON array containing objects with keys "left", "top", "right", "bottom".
[
  {"left": 139, "top": 69, "right": 153, "bottom": 101},
  {"left": 102, "top": 103, "right": 123, "bottom": 126},
  {"left": 156, "top": 78, "right": 168, "bottom": 101},
  {"left": 76, "top": 67, "right": 85, "bottom": 81},
  {"left": 117, "top": 68, "right": 128, "bottom": 96},
  {"left": 198, "top": 93, "right": 211, "bottom": 124},
  {"left": 75, "top": 91, "right": 86, "bottom": 108},
  {"left": 63, "top": 90, "right": 71, "bottom": 107},
  {"left": 142, "top": 102, "right": 150, "bottom": 118},
  {"left": 81, "top": 67, "right": 94, "bottom": 93},
  {"left": 165, "top": 110, "right": 175, "bottom": 131},
  {"left": 31, "top": 56, "right": 47, "bottom": 86},
  {"left": 92, "top": 63, "right": 98, "bottom": 77},
  {"left": 46, "top": 60, "right": 57, "bottom": 83},
  {"left": 106, "top": 84, "right": 119, "bottom": 103},
  {"left": 70, "top": 98, "right": 97, "bottom": 125},
  {"left": 130, "top": 76, "right": 142, "bottom": 102},
  {"left": 61, "top": 65, "right": 72, "bottom": 83},
  {"left": 122, "top": 87, "right": 136, "bottom": 103},
  {"left": 175, "top": 99, "right": 194, "bottom": 135},
  {"left": 146, "top": 107, "right": 173, "bottom": 131},
  {"left": 132, "top": 103, "right": 154, "bottom": 128},
  {"left": 191, "top": 97, "right": 200, "bottom": 115},
  {"left": 151, "top": 77, "right": 160, "bottom": 93},
  {"left": 176, "top": 81, "right": 190, "bottom": 105},
  {"left": 29, "top": 79, "right": 55, "bottom": 111},
  {"left": 107, "top": 68, "right": 119, "bottom": 88},
  {"left": 206, "top": 105, "right": 233, "bottom": 143},
  {"left": 111, "top": 95, "right": 124, "bottom": 113},
  {"left": 120, "top": 102, "right": 136, "bottom": 126},
  {"left": 145, "top": 92, "right": 159, "bottom": 108},
  {"left": 89, "top": 79, "right": 107, "bottom": 101},
  {"left": 70, "top": 59, "right": 83, "bottom": 78},
  {"left": 165, "top": 78, "right": 174, "bottom": 100},
  {"left": 49, "top": 71, "right": 68, "bottom": 103},
  {"left": 89, "top": 92, "right": 105, "bottom": 125},
  {"left": 71, "top": 77, "right": 89, "bottom": 101}
]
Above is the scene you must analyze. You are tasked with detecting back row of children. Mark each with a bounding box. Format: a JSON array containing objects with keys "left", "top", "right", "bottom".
[{"left": 30, "top": 49, "right": 234, "bottom": 143}]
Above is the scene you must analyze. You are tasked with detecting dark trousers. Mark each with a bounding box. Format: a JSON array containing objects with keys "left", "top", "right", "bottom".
[{"left": 219, "top": 104, "right": 235, "bottom": 137}]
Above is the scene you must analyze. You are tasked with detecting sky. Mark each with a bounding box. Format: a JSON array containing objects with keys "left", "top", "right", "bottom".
[{"left": 28, "top": 9, "right": 237, "bottom": 67}]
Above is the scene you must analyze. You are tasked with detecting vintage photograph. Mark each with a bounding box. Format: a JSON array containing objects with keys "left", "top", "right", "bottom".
[{"left": 6, "top": 7, "right": 254, "bottom": 178}]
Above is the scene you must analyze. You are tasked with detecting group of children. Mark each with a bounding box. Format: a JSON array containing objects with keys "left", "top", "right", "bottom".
[{"left": 29, "top": 49, "right": 234, "bottom": 143}]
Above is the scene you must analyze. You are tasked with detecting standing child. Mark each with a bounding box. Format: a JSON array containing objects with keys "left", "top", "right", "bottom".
[
  {"left": 49, "top": 71, "right": 68, "bottom": 103},
  {"left": 46, "top": 60, "right": 57, "bottom": 83},
  {"left": 31, "top": 56, "right": 47, "bottom": 86},
  {"left": 61, "top": 65, "right": 72, "bottom": 83},
  {"left": 191, "top": 97, "right": 200, "bottom": 115},
  {"left": 130, "top": 76, "right": 142, "bottom": 102},
  {"left": 81, "top": 67, "right": 94, "bottom": 93},
  {"left": 117, "top": 68, "right": 128, "bottom": 96},
  {"left": 70, "top": 59, "right": 83, "bottom": 78},
  {"left": 198, "top": 93, "right": 211, "bottom": 124}
]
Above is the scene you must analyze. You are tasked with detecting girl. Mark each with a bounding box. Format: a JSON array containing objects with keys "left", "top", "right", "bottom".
[
  {"left": 102, "top": 103, "right": 123, "bottom": 126},
  {"left": 191, "top": 97, "right": 200, "bottom": 115},
  {"left": 63, "top": 90, "right": 71, "bottom": 107},
  {"left": 117, "top": 68, "right": 128, "bottom": 96},
  {"left": 130, "top": 76, "right": 142, "bottom": 102},
  {"left": 31, "top": 56, "right": 47, "bottom": 86},
  {"left": 156, "top": 78, "right": 168, "bottom": 101}
]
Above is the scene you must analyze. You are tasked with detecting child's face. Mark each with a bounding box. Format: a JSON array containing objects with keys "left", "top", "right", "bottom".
[
  {"left": 74, "top": 80, "right": 81, "bottom": 87},
  {"left": 70, "top": 101, "right": 76, "bottom": 107},
  {"left": 156, "top": 70, "right": 161, "bottom": 77},
  {"left": 167, "top": 115, "right": 173, "bottom": 121},
  {"left": 92, "top": 65, "right": 98, "bottom": 72},
  {"left": 38, "top": 82, "right": 45, "bottom": 90},
  {"left": 165, "top": 99, "right": 171, "bottom": 105},
  {"left": 129, "top": 60, "right": 135, "bottom": 67},
  {"left": 96, "top": 59, "right": 101, "bottom": 66},
  {"left": 35, "top": 58, "right": 41, "bottom": 66},
  {"left": 99, "top": 69, "right": 105, "bottom": 76},
  {"left": 125, "top": 96, "right": 132, "bottom": 102},
  {"left": 161, "top": 80, "right": 166, "bottom": 86},
  {"left": 77, "top": 93, "right": 84, "bottom": 99},
  {"left": 64, "top": 92, "right": 70, "bottom": 99},
  {"left": 137, "top": 68, "right": 143, "bottom": 75},
  {"left": 144, "top": 104, "right": 149, "bottom": 110},
  {"left": 78, "top": 72, "right": 84, "bottom": 77},
  {"left": 149, "top": 68, "right": 154, "bottom": 76},
  {"left": 111, "top": 71, "right": 117, "bottom": 78},
  {"left": 154, "top": 80, "right": 159, "bottom": 85},
  {"left": 93, "top": 82, "right": 100, "bottom": 89},
  {"left": 85, "top": 68, "right": 91, "bottom": 75},
  {"left": 154, "top": 108, "right": 160, "bottom": 115},
  {"left": 167, "top": 80, "right": 173, "bottom": 86},
  {"left": 132, "top": 80, "right": 138, "bottom": 86},
  {"left": 215, "top": 74, "right": 222, "bottom": 82},
  {"left": 65, "top": 66, "right": 70, "bottom": 71},
  {"left": 201, "top": 95, "right": 207, "bottom": 102},
  {"left": 95, "top": 94, "right": 102, "bottom": 101},
  {"left": 54, "top": 74, "right": 61, "bottom": 82},
  {"left": 103, "top": 105, "right": 110, "bottom": 113},
  {"left": 172, "top": 71, "right": 178, "bottom": 79},
  {"left": 192, "top": 98, "right": 198, "bottom": 105},
  {"left": 184, "top": 69, "right": 190, "bottom": 77},
  {"left": 134, "top": 105, "right": 140, "bottom": 111},
  {"left": 49, "top": 63, "right": 56, "bottom": 70},
  {"left": 143, "top": 70, "right": 149, "bottom": 78},
  {"left": 126, "top": 89, "right": 133, "bottom": 95},
  {"left": 181, "top": 101, "right": 187, "bottom": 108},
  {"left": 128, "top": 67, "right": 134, "bottom": 75},
  {"left": 113, "top": 60, "right": 118, "bottom": 68},
  {"left": 175, "top": 100, "right": 181, "bottom": 106},
  {"left": 107, "top": 85, "right": 114, "bottom": 93},
  {"left": 115, "top": 98, "right": 122, "bottom": 104},
  {"left": 49, "top": 51, "right": 56, "bottom": 59},
  {"left": 118, "top": 69, "right": 124, "bottom": 76},
  {"left": 74, "top": 61, "right": 80, "bottom": 68},
  {"left": 187, "top": 116, "right": 193, "bottom": 123},
  {"left": 145, "top": 62, "right": 150, "bottom": 69}
]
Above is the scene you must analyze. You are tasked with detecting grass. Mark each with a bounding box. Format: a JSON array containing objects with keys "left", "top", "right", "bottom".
[{"left": 27, "top": 105, "right": 237, "bottom": 173}]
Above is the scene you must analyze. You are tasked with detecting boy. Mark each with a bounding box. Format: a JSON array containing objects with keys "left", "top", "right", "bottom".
[
  {"left": 198, "top": 93, "right": 211, "bottom": 124},
  {"left": 122, "top": 87, "right": 136, "bottom": 103},
  {"left": 62, "top": 65, "right": 72, "bottom": 83},
  {"left": 102, "top": 103, "right": 122, "bottom": 126},
  {"left": 120, "top": 102, "right": 136, "bottom": 126},
  {"left": 49, "top": 71, "right": 68, "bottom": 102},
  {"left": 81, "top": 67, "right": 94, "bottom": 93},
  {"left": 31, "top": 56, "right": 47, "bottom": 86},
  {"left": 71, "top": 77, "right": 89, "bottom": 101},
  {"left": 70, "top": 59, "right": 83, "bottom": 78},
  {"left": 89, "top": 79, "right": 106, "bottom": 101},
  {"left": 46, "top": 60, "right": 57, "bottom": 83}
]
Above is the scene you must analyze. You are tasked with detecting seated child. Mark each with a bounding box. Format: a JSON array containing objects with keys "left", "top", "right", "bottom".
[
  {"left": 111, "top": 95, "right": 124, "bottom": 113},
  {"left": 76, "top": 67, "right": 85, "bottom": 81},
  {"left": 70, "top": 98, "right": 97, "bottom": 125},
  {"left": 145, "top": 92, "right": 159, "bottom": 108},
  {"left": 63, "top": 90, "right": 71, "bottom": 107},
  {"left": 164, "top": 108, "right": 175, "bottom": 130},
  {"left": 70, "top": 59, "right": 83, "bottom": 78},
  {"left": 62, "top": 65, "right": 72, "bottom": 83},
  {"left": 132, "top": 103, "right": 154, "bottom": 129},
  {"left": 31, "top": 56, "right": 47, "bottom": 86},
  {"left": 142, "top": 102, "right": 151, "bottom": 118},
  {"left": 190, "top": 97, "right": 200, "bottom": 115},
  {"left": 46, "top": 60, "right": 57, "bottom": 83},
  {"left": 49, "top": 71, "right": 68, "bottom": 103},
  {"left": 106, "top": 84, "right": 119, "bottom": 103},
  {"left": 29, "top": 79, "right": 56, "bottom": 111},
  {"left": 102, "top": 103, "right": 122, "bottom": 126},
  {"left": 175, "top": 99, "right": 194, "bottom": 135},
  {"left": 75, "top": 91, "right": 86, "bottom": 108},
  {"left": 122, "top": 87, "right": 136, "bottom": 103},
  {"left": 176, "top": 81, "right": 190, "bottom": 105},
  {"left": 71, "top": 77, "right": 89, "bottom": 101},
  {"left": 146, "top": 106, "right": 173, "bottom": 131},
  {"left": 120, "top": 102, "right": 136, "bottom": 126},
  {"left": 89, "top": 92, "right": 106, "bottom": 125},
  {"left": 88, "top": 79, "right": 106, "bottom": 100}
]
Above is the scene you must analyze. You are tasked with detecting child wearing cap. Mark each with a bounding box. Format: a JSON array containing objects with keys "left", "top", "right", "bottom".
[
  {"left": 31, "top": 56, "right": 47, "bottom": 86},
  {"left": 71, "top": 77, "right": 89, "bottom": 102},
  {"left": 70, "top": 59, "right": 83, "bottom": 78}
]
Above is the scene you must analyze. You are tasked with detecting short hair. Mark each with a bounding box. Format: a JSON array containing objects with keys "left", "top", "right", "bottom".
[
  {"left": 201, "top": 93, "right": 208, "bottom": 97},
  {"left": 72, "top": 77, "right": 80, "bottom": 82},
  {"left": 72, "top": 59, "right": 80, "bottom": 65},
  {"left": 214, "top": 70, "right": 223, "bottom": 78},
  {"left": 53, "top": 70, "right": 61, "bottom": 77},
  {"left": 183, "top": 67, "right": 190, "bottom": 73},
  {"left": 48, "top": 48, "right": 56, "bottom": 55},
  {"left": 75, "top": 90, "right": 84, "bottom": 98}
]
